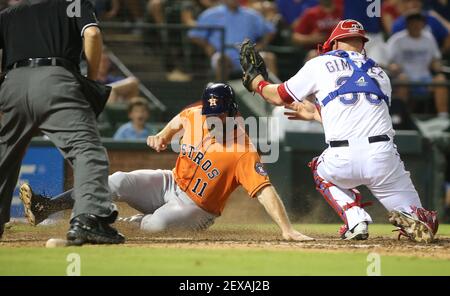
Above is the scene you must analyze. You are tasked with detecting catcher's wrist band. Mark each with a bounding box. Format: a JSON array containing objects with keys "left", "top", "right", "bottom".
[{"left": 256, "top": 80, "right": 270, "bottom": 97}]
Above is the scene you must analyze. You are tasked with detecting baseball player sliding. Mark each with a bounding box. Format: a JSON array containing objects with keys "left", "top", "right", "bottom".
[
  {"left": 19, "top": 83, "right": 313, "bottom": 242},
  {"left": 239, "top": 19, "right": 439, "bottom": 242}
]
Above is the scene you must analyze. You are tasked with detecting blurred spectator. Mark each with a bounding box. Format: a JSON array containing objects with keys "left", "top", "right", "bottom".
[
  {"left": 343, "top": 0, "right": 387, "bottom": 65},
  {"left": 291, "top": 0, "right": 342, "bottom": 53},
  {"left": 93, "top": 0, "right": 145, "bottom": 32},
  {"left": 148, "top": 0, "right": 165, "bottom": 25},
  {"left": 113, "top": 98, "right": 160, "bottom": 140},
  {"left": 387, "top": 12, "right": 449, "bottom": 117},
  {"left": 147, "top": 0, "right": 194, "bottom": 81},
  {"left": 189, "top": 0, "right": 277, "bottom": 81},
  {"left": 427, "top": 0, "right": 450, "bottom": 22},
  {"left": 181, "top": 0, "right": 218, "bottom": 26},
  {"left": 92, "top": 0, "right": 120, "bottom": 20},
  {"left": 149, "top": 0, "right": 215, "bottom": 25},
  {"left": 382, "top": 0, "right": 403, "bottom": 35},
  {"left": 126, "top": 0, "right": 145, "bottom": 21},
  {"left": 392, "top": 0, "right": 450, "bottom": 52},
  {"left": 248, "top": 0, "right": 281, "bottom": 24},
  {"left": 428, "top": 7, "right": 450, "bottom": 42},
  {"left": 248, "top": 1, "right": 284, "bottom": 46},
  {"left": 275, "top": 0, "right": 318, "bottom": 27},
  {"left": 121, "top": 0, "right": 145, "bottom": 34},
  {"left": 97, "top": 51, "right": 140, "bottom": 104}
]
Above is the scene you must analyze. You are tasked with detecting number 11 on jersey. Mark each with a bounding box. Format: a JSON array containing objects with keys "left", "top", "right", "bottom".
[{"left": 192, "top": 178, "right": 208, "bottom": 197}]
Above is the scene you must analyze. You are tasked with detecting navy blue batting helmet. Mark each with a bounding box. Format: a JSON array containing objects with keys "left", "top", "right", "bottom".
[{"left": 201, "top": 83, "right": 238, "bottom": 117}]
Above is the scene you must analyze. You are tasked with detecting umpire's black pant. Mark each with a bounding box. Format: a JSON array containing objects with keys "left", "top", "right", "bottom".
[{"left": 0, "top": 66, "right": 115, "bottom": 226}]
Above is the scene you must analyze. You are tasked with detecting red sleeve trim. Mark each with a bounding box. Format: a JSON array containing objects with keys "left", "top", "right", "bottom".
[{"left": 277, "top": 84, "right": 294, "bottom": 104}]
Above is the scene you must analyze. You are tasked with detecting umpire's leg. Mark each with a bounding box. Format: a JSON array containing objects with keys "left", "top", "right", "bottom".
[
  {"left": 41, "top": 126, "right": 115, "bottom": 219},
  {"left": 35, "top": 67, "right": 116, "bottom": 221},
  {"left": 0, "top": 69, "right": 38, "bottom": 232}
]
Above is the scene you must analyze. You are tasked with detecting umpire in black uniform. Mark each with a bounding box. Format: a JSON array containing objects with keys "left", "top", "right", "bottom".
[{"left": 0, "top": 0, "right": 124, "bottom": 245}]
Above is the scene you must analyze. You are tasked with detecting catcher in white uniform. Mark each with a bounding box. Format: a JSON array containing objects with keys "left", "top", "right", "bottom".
[{"left": 239, "top": 19, "right": 439, "bottom": 242}]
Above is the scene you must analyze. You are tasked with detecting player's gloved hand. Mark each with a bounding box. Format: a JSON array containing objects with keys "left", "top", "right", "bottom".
[
  {"left": 239, "top": 38, "right": 269, "bottom": 92},
  {"left": 147, "top": 135, "right": 168, "bottom": 152},
  {"left": 282, "top": 229, "right": 315, "bottom": 242},
  {"left": 284, "top": 101, "right": 322, "bottom": 122}
]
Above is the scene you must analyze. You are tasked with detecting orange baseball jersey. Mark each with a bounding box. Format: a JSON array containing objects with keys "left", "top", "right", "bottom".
[{"left": 173, "top": 106, "right": 271, "bottom": 216}]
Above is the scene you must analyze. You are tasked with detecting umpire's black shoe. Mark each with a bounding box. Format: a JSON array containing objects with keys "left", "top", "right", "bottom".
[
  {"left": 0, "top": 223, "right": 4, "bottom": 240},
  {"left": 67, "top": 214, "right": 125, "bottom": 246}
]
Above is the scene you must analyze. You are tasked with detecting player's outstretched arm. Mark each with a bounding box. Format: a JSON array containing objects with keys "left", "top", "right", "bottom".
[
  {"left": 256, "top": 186, "right": 314, "bottom": 241},
  {"left": 240, "top": 40, "right": 318, "bottom": 109},
  {"left": 147, "top": 114, "right": 183, "bottom": 152},
  {"left": 251, "top": 75, "right": 286, "bottom": 106},
  {"left": 284, "top": 101, "right": 322, "bottom": 123},
  {"left": 239, "top": 40, "right": 286, "bottom": 106}
]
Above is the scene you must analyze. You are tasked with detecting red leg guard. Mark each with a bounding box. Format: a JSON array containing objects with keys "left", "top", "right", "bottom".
[
  {"left": 309, "top": 157, "right": 348, "bottom": 225},
  {"left": 308, "top": 157, "right": 373, "bottom": 226}
]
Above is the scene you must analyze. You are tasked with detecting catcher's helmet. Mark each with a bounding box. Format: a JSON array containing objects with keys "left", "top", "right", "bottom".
[
  {"left": 201, "top": 83, "right": 238, "bottom": 117},
  {"left": 318, "top": 19, "right": 369, "bottom": 54}
]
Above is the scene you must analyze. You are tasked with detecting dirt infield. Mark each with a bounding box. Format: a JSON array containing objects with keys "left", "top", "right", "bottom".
[
  {"left": 2, "top": 201, "right": 449, "bottom": 261},
  {"left": 1, "top": 221, "right": 449, "bottom": 260}
]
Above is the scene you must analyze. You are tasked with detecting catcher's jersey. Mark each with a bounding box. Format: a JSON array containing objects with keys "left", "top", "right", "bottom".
[
  {"left": 284, "top": 51, "right": 394, "bottom": 143},
  {"left": 173, "top": 106, "right": 271, "bottom": 216}
]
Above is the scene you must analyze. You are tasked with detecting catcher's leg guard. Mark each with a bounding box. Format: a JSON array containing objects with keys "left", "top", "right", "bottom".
[{"left": 309, "top": 157, "right": 373, "bottom": 231}]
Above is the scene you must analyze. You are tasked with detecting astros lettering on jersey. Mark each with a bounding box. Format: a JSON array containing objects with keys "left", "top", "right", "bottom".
[{"left": 173, "top": 106, "right": 271, "bottom": 216}]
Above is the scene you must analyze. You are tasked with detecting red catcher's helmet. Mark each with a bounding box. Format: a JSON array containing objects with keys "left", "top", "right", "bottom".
[{"left": 318, "top": 19, "right": 369, "bottom": 54}]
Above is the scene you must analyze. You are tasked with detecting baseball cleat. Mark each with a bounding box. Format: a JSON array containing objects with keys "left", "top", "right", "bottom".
[
  {"left": 340, "top": 222, "right": 369, "bottom": 240},
  {"left": 67, "top": 214, "right": 125, "bottom": 246},
  {"left": 19, "top": 183, "right": 52, "bottom": 226},
  {"left": 389, "top": 207, "right": 439, "bottom": 243}
]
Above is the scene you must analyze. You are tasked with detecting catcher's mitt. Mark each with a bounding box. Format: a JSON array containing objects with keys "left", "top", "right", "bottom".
[{"left": 239, "top": 39, "right": 268, "bottom": 92}]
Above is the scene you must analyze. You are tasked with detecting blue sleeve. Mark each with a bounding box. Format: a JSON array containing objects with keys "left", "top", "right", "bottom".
[
  {"left": 275, "top": 0, "right": 289, "bottom": 24},
  {"left": 263, "top": 19, "right": 275, "bottom": 35},
  {"left": 428, "top": 16, "right": 449, "bottom": 45},
  {"left": 391, "top": 17, "right": 405, "bottom": 35},
  {"left": 113, "top": 125, "right": 127, "bottom": 140},
  {"left": 253, "top": 13, "right": 275, "bottom": 40},
  {"left": 188, "top": 11, "right": 211, "bottom": 40}
]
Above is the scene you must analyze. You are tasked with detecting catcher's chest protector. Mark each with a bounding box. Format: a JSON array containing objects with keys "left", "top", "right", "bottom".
[{"left": 321, "top": 50, "right": 389, "bottom": 107}]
